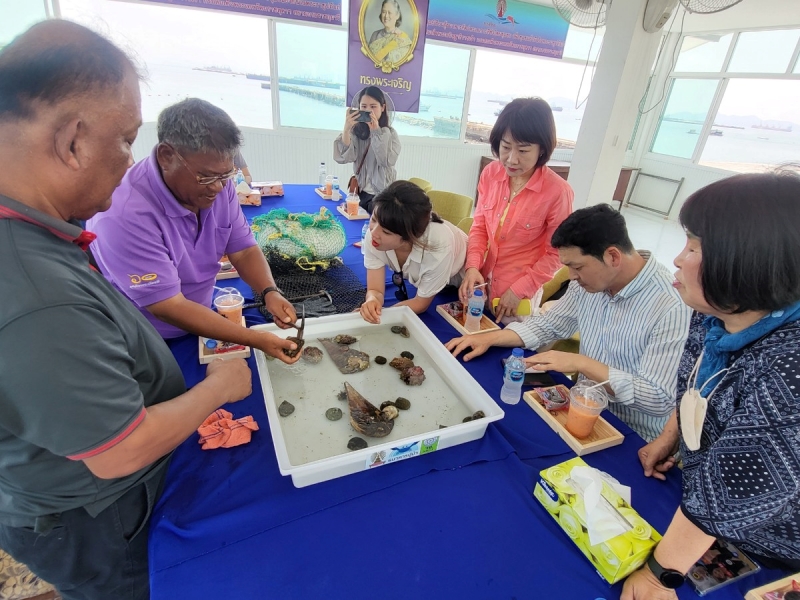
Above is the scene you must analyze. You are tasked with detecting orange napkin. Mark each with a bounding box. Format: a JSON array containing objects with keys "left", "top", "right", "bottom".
[{"left": 197, "top": 409, "right": 259, "bottom": 450}]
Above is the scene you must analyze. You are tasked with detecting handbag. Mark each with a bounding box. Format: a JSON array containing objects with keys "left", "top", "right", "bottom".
[{"left": 348, "top": 139, "right": 372, "bottom": 195}]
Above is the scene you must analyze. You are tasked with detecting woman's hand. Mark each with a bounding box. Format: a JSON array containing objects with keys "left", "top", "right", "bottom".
[
  {"left": 494, "top": 288, "right": 521, "bottom": 323},
  {"left": 359, "top": 297, "right": 383, "bottom": 324},
  {"left": 368, "top": 111, "right": 380, "bottom": 131},
  {"left": 459, "top": 268, "right": 485, "bottom": 304},
  {"left": 444, "top": 334, "right": 493, "bottom": 362},
  {"left": 343, "top": 108, "right": 358, "bottom": 135},
  {"left": 621, "top": 567, "right": 678, "bottom": 600},
  {"left": 639, "top": 436, "right": 678, "bottom": 481}
]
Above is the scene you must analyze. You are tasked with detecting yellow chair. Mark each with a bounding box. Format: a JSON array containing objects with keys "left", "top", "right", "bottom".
[
  {"left": 456, "top": 217, "right": 473, "bottom": 235},
  {"left": 408, "top": 177, "right": 433, "bottom": 192},
  {"left": 540, "top": 266, "right": 580, "bottom": 355},
  {"left": 428, "top": 190, "right": 473, "bottom": 226}
]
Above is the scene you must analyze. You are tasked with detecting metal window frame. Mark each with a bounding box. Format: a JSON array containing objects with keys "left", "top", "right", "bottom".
[{"left": 624, "top": 172, "right": 684, "bottom": 218}]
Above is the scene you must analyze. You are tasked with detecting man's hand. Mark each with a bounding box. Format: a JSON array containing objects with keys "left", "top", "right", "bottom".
[
  {"left": 525, "top": 350, "right": 585, "bottom": 374},
  {"left": 359, "top": 298, "right": 382, "bottom": 324},
  {"left": 459, "top": 268, "right": 485, "bottom": 304},
  {"left": 205, "top": 358, "right": 252, "bottom": 404},
  {"left": 251, "top": 331, "right": 301, "bottom": 364},
  {"left": 639, "top": 437, "right": 678, "bottom": 481},
  {"left": 264, "top": 293, "right": 296, "bottom": 329},
  {"left": 445, "top": 334, "right": 492, "bottom": 361},
  {"left": 621, "top": 566, "right": 678, "bottom": 600},
  {"left": 494, "top": 288, "right": 521, "bottom": 323}
]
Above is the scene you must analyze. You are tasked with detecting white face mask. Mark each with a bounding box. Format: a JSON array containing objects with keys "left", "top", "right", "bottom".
[{"left": 680, "top": 350, "right": 728, "bottom": 451}]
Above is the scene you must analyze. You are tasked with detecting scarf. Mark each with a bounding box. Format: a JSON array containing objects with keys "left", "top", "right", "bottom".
[{"left": 698, "top": 300, "right": 800, "bottom": 394}]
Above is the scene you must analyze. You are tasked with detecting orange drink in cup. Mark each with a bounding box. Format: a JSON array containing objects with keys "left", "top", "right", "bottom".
[
  {"left": 565, "top": 381, "right": 608, "bottom": 438},
  {"left": 213, "top": 288, "right": 244, "bottom": 324},
  {"left": 346, "top": 193, "right": 360, "bottom": 217}
]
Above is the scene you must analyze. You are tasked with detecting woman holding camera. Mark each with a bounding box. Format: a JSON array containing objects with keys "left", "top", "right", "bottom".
[
  {"left": 334, "top": 86, "right": 401, "bottom": 214},
  {"left": 458, "top": 97, "right": 573, "bottom": 323},
  {"left": 623, "top": 170, "right": 800, "bottom": 599},
  {"left": 359, "top": 180, "right": 467, "bottom": 323}
]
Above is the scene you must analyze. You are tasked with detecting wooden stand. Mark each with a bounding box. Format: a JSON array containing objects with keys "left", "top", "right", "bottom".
[
  {"left": 745, "top": 572, "right": 800, "bottom": 599},
  {"left": 198, "top": 317, "right": 252, "bottom": 364},
  {"left": 314, "top": 187, "right": 343, "bottom": 201},
  {"left": 523, "top": 388, "right": 624, "bottom": 456},
  {"left": 435, "top": 303, "right": 500, "bottom": 335},
  {"left": 335, "top": 204, "right": 370, "bottom": 220}
]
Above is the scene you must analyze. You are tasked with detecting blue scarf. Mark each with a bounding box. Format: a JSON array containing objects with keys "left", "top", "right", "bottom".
[{"left": 698, "top": 300, "right": 800, "bottom": 394}]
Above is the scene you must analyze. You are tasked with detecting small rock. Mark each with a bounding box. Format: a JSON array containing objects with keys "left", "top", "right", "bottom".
[
  {"left": 395, "top": 397, "right": 411, "bottom": 410},
  {"left": 400, "top": 351, "right": 414, "bottom": 360},
  {"left": 462, "top": 415, "right": 473, "bottom": 423},
  {"left": 472, "top": 411, "right": 485, "bottom": 419},
  {"left": 374, "top": 355, "right": 387, "bottom": 365},
  {"left": 400, "top": 366, "right": 426, "bottom": 386},
  {"left": 347, "top": 437, "right": 368, "bottom": 451},
  {"left": 390, "top": 325, "right": 410, "bottom": 338},
  {"left": 301, "top": 346, "right": 323, "bottom": 364},
  {"left": 380, "top": 400, "right": 396, "bottom": 410},
  {"left": 333, "top": 334, "right": 357, "bottom": 345},
  {"left": 337, "top": 390, "right": 348, "bottom": 402},
  {"left": 439, "top": 425, "right": 448, "bottom": 429},
  {"left": 389, "top": 356, "right": 414, "bottom": 371},
  {"left": 278, "top": 401, "right": 295, "bottom": 417},
  {"left": 325, "top": 407, "right": 343, "bottom": 421}
]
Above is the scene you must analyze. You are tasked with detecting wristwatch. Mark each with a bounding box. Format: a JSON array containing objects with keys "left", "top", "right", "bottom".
[
  {"left": 260, "top": 286, "right": 283, "bottom": 299},
  {"left": 647, "top": 552, "right": 685, "bottom": 589}
]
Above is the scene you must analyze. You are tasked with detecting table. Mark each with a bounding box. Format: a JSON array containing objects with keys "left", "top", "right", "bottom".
[{"left": 149, "top": 185, "right": 786, "bottom": 599}]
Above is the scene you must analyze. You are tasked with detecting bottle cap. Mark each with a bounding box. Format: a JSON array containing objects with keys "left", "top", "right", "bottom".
[
  {"left": 473, "top": 289, "right": 483, "bottom": 297},
  {"left": 205, "top": 339, "right": 218, "bottom": 349},
  {"left": 512, "top": 348, "right": 524, "bottom": 357}
]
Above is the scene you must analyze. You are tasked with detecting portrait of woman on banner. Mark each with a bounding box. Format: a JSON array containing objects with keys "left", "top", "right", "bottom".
[{"left": 360, "top": 0, "right": 419, "bottom": 73}]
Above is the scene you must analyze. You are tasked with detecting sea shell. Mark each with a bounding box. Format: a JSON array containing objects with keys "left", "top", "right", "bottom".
[{"left": 344, "top": 382, "right": 394, "bottom": 438}]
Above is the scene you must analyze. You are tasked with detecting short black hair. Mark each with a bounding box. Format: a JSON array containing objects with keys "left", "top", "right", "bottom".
[
  {"left": 551, "top": 204, "right": 634, "bottom": 261},
  {"left": 489, "top": 97, "right": 556, "bottom": 169},
  {"left": 372, "top": 180, "right": 443, "bottom": 248},
  {"left": 679, "top": 170, "right": 800, "bottom": 313},
  {"left": 0, "top": 20, "right": 137, "bottom": 121},
  {"left": 157, "top": 98, "right": 242, "bottom": 157}
]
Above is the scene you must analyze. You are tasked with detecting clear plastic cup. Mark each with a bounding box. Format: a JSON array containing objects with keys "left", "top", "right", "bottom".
[
  {"left": 565, "top": 380, "right": 608, "bottom": 439},
  {"left": 346, "top": 195, "right": 360, "bottom": 216},
  {"left": 213, "top": 288, "right": 244, "bottom": 324}
]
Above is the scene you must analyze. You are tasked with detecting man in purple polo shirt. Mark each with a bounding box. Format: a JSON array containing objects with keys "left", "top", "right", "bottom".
[{"left": 88, "top": 98, "right": 299, "bottom": 362}]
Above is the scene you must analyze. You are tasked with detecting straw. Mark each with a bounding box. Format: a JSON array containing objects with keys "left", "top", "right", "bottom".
[{"left": 587, "top": 379, "right": 610, "bottom": 390}]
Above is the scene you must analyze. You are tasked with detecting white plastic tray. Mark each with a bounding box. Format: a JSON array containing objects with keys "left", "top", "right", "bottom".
[{"left": 253, "top": 306, "right": 504, "bottom": 487}]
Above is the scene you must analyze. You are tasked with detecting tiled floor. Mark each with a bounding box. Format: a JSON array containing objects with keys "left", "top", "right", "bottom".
[{"left": 620, "top": 206, "right": 686, "bottom": 273}]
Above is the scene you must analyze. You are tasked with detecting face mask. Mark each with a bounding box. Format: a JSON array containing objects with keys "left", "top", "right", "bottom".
[{"left": 680, "top": 350, "right": 728, "bottom": 451}]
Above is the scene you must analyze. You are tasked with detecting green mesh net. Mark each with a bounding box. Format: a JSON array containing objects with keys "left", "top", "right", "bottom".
[{"left": 250, "top": 207, "right": 346, "bottom": 264}]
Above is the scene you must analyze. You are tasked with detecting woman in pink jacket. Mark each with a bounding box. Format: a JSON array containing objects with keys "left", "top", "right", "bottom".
[{"left": 459, "top": 97, "right": 574, "bottom": 322}]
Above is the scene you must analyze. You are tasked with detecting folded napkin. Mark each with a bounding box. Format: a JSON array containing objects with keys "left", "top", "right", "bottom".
[{"left": 197, "top": 409, "right": 259, "bottom": 450}]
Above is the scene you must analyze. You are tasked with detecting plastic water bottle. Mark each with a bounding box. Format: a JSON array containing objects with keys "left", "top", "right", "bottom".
[
  {"left": 319, "top": 162, "right": 327, "bottom": 187},
  {"left": 500, "top": 348, "right": 525, "bottom": 405},
  {"left": 360, "top": 222, "right": 369, "bottom": 254},
  {"left": 332, "top": 176, "right": 340, "bottom": 198},
  {"left": 234, "top": 168, "right": 245, "bottom": 186},
  {"left": 464, "top": 289, "right": 484, "bottom": 333}
]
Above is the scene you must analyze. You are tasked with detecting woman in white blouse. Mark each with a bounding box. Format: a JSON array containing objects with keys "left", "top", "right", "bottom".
[{"left": 360, "top": 181, "right": 468, "bottom": 323}]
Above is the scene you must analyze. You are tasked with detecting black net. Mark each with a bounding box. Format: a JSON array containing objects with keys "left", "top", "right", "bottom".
[{"left": 252, "top": 252, "right": 366, "bottom": 321}]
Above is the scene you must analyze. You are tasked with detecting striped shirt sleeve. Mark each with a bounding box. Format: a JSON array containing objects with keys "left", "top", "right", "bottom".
[{"left": 507, "top": 281, "right": 581, "bottom": 349}]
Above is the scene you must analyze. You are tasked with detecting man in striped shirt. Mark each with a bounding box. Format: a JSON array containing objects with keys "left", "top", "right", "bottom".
[{"left": 446, "top": 204, "right": 691, "bottom": 442}]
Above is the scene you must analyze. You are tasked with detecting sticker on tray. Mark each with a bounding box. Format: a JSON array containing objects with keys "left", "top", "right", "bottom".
[{"left": 365, "top": 437, "right": 439, "bottom": 469}]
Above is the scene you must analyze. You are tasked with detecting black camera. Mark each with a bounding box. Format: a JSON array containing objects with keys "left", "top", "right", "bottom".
[{"left": 351, "top": 109, "right": 372, "bottom": 123}]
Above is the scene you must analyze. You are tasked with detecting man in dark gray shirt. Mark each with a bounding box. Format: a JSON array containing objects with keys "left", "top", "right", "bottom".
[{"left": 0, "top": 21, "right": 252, "bottom": 600}]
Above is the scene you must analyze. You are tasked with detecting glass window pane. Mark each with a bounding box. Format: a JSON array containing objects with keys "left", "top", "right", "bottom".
[
  {"left": 61, "top": 0, "right": 272, "bottom": 128},
  {"left": 728, "top": 29, "right": 800, "bottom": 73},
  {"left": 468, "top": 48, "right": 594, "bottom": 146},
  {"left": 0, "top": 1, "right": 47, "bottom": 47},
  {"left": 650, "top": 79, "right": 718, "bottom": 159},
  {"left": 276, "top": 22, "right": 347, "bottom": 131},
  {"left": 563, "top": 26, "right": 604, "bottom": 62},
  {"left": 674, "top": 34, "right": 732, "bottom": 73},
  {"left": 699, "top": 79, "right": 800, "bottom": 172}
]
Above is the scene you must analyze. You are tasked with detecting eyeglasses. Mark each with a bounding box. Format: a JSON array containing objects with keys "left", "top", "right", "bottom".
[
  {"left": 392, "top": 270, "right": 409, "bottom": 302},
  {"left": 171, "top": 146, "right": 237, "bottom": 186}
]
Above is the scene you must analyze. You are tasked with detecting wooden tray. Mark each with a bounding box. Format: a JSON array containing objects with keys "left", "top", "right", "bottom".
[
  {"left": 745, "top": 572, "right": 800, "bottom": 599},
  {"left": 523, "top": 388, "right": 624, "bottom": 456},
  {"left": 198, "top": 317, "right": 252, "bottom": 364},
  {"left": 314, "top": 187, "right": 343, "bottom": 201},
  {"left": 436, "top": 303, "right": 500, "bottom": 335},
  {"left": 335, "top": 204, "right": 370, "bottom": 220}
]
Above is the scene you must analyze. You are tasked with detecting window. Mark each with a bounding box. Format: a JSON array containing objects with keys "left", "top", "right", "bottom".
[
  {"left": 699, "top": 79, "right": 800, "bottom": 172},
  {"left": 650, "top": 79, "right": 719, "bottom": 160},
  {"left": 562, "top": 26, "right": 604, "bottom": 62},
  {"left": 0, "top": 1, "right": 48, "bottom": 47},
  {"left": 468, "top": 48, "right": 594, "bottom": 146},
  {"left": 61, "top": 0, "right": 273, "bottom": 128},
  {"left": 674, "top": 34, "right": 732, "bottom": 73},
  {"left": 728, "top": 29, "right": 800, "bottom": 73}
]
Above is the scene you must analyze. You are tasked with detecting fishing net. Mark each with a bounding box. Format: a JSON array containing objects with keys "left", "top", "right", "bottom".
[
  {"left": 251, "top": 207, "right": 346, "bottom": 262},
  {"left": 251, "top": 249, "right": 366, "bottom": 321}
]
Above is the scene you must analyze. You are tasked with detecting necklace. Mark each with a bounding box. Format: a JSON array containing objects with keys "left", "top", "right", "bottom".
[{"left": 509, "top": 178, "right": 527, "bottom": 199}]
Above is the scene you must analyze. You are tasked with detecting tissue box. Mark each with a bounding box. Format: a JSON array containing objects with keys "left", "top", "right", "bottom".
[
  {"left": 533, "top": 457, "right": 661, "bottom": 584},
  {"left": 252, "top": 181, "right": 284, "bottom": 197}
]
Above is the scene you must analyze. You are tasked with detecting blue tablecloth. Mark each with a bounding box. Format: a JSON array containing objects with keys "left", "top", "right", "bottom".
[{"left": 149, "top": 185, "right": 786, "bottom": 599}]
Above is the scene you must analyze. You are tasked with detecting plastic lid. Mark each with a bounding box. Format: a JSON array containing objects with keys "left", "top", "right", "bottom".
[
  {"left": 473, "top": 289, "right": 483, "bottom": 297},
  {"left": 512, "top": 348, "right": 524, "bottom": 357}
]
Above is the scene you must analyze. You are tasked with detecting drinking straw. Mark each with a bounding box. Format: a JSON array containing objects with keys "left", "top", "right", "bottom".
[{"left": 587, "top": 379, "right": 610, "bottom": 390}]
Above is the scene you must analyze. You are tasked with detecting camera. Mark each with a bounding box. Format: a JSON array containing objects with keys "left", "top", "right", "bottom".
[{"left": 351, "top": 109, "right": 372, "bottom": 123}]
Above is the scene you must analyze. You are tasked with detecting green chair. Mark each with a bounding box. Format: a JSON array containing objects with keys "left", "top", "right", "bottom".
[
  {"left": 408, "top": 177, "right": 433, "bottom": 192},
  {"left": 456, "top": 217, "right": 473, "bottom": 235},
  {"left": 428, "top": 190, "right": 473, "bottom": 226}
]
